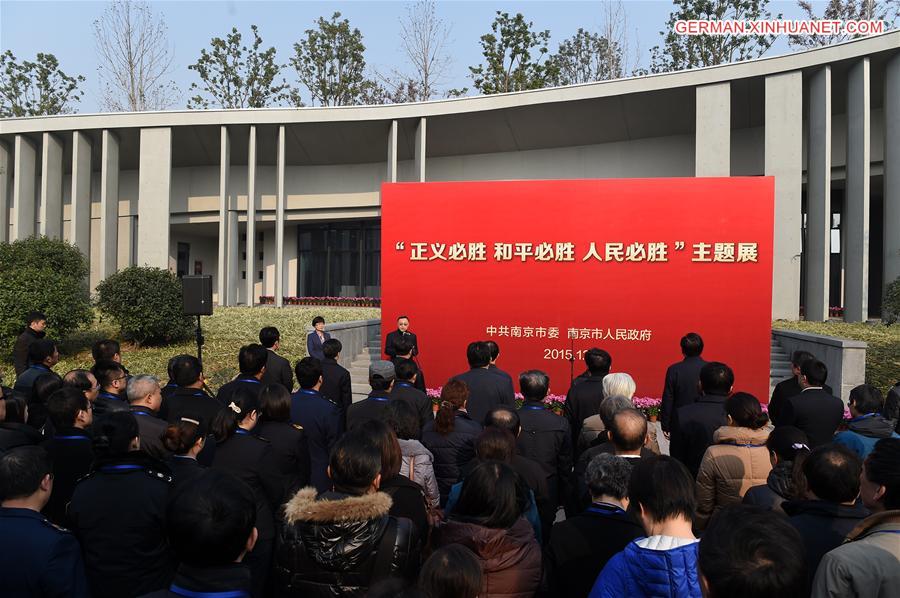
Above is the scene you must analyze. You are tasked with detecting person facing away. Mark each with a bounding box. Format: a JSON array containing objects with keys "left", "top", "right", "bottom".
[
  {"left": 68, "top": 411, "right": 174, "bottom": 598},
  {"left": 698, "top": 504, "right": 807, "bottom": 598},
  {"left": 392, "top": 338, "right": 427, "bottom": 392},
  {"left": 158, "top": 354, "right": 220, "bottom": 466},
  {"left": 275, "top": 427, "right": 420, "bottom": 597},
  {"left": 546, "top": 453, "right": 644, "bottom": 598},
  {"left": 161, "top": 355, "right": 179, "bottom": 403},
  {"left": 385, "top": 398, "right": 440, "bottom": 509},
  {"left": 451, "top": 341, "right": 515, "bottom": 424},
  {"left": 695, "top": 392, "right": 773, "bottom": 530},
  {"left": 259, "top": 326, "right": 294, "bottom": 391},
  {"left": 769, "top": 350, "right": 833, "bottom": 423},
  {"left": 319, "top": 338, "right": 352, "bottom": 427},
  {"left": 306, "top": 316, "right": 330, "bottom": 361},
  {"left": 776, "top": 359, "right": 845, "bottom": 448},
  {"left": 418, "top": 544, "right": 483, "bottom": 598},
  {"left": 90, "top": 360, "right": 130, "bottom": 417},
  {"left": 91, "top": 339, "right": 128, "bottom": 372},
  {"left": 161, "top": 416, "right": 207, "bottom": 499},
  {"left": 0, "top": 396, "right": 42, "bottom": 451},
  {"left": 589, "top": 455, "right": 703, "bottom": 598},
  {"left": 126, "top": 375, "right": 170, "bottom": 461},
  {"left": 290, "top": 357, "right": 342, "bottom": 493},
  {"left": 14, "top": 339, "right": 60, "bottom": 399},
  {"left": 137, "top": 470, "right": 258, "bottom": 598},
  {"left": 660, "top": 332, "right": 707, "bottom": 435},
  {"left": 256, "top": 384, "right": 311, "bottom": 503},
  {"left": 669, "top": 361, "right": 734, "bottom": 478},
  {"left": 217, "top": 344, "right": 269, "bottom": 406},
  {"left": 812, "top": 438, "right": 900, "bottom": 598},
  {"left": 484, "top": 340, "right": 514, "bottom": 386},
  {"left": 0, "top": 445, "right": 90, "bottom": 598},
  {"left": 782, "top": 443, "right": 869, "bottom": 582},
  {"left": 385, "top": 315, "right": 418, "bottom": 360},
  {"left": 347, "top": 360, "right": 396, "bottom": 430},
  {"left": 13, "top": 310, "right": 47, "bottom": 376},
  {"left": 27, "top": 372, "right": 62, "bottom": 435},
  {"left": 564, "top": 347, "right": 612, "bottom": 446},
  {"left": 834, "top": 384, "right": 900, "bottom": 459},
  {"left": 391, "top": 358, "right": 432, "bottom": 429},
  {"left": 743, "top": 425, "right": 810, "bottom": 512},
  {"left": 578, "top": 371, "right": 634, "bottom": 453}
]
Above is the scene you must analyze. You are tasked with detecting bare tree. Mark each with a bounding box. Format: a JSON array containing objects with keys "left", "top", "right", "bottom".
[
  {"left": 397, "top": 0, "right": 452, "bottom": 100},
  {"left": 93, "top": 1, "right": 179, "bottom": 112},
  {"left": 788, "top": 0, "right": 899, "bottom": 49}
]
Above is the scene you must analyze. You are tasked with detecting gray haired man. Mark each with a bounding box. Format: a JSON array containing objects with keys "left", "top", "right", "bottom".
[{"left": 127, "top": 375, "right": 169, "bottom": 460}]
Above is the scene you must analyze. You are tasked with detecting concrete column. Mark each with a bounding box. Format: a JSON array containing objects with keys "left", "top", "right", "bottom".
[
  {"left": 414, "top": 117, "right": 427, "bottom": 182},
  {"left": 844, "top": 58, "right": 870, "bottom": 322},
  {"left": 70, "top": 131, "right": 92, "bottom": 259},
  {"left": 217, "top": 126, "right": 230, "bottom": 306},
  {"left": 285, "top": 224, "right": 298, "bottom": 297},
  {"left": 13, "top": 135, "right": 36, "bottom": 240},
  {"left": 765, "top": 71, "right": 803, "bottom": 320},
  {"left": 695, "top": 82, "right": 731, "bottom": 176},
  {"left": 99, "top": 130, "right": 119, "bottom": 280},
  {"left": 137, "top": 127, "right": 172, "bottom": 269},
  {"left": 275, "top": 125, "right": 286, "bottom": 308},
  {"left": 226, "top": 210, "right": 239, "bottom": 306},
  {"left": 39, "top": 132, "right": 63, "bottom": 239},
  {"left": 246, "top": 125, "right": 257, "bottom": 306},
  {"left": 0, "top": 140, "right": 9, "bottom": 243},
  {"left": 387, "top": 120, "right": 398, "bottom": 183},
  {"left": 806, "top": 67, "right": 832, "bottom": 322},
  {"left": 884, "top": 53, "right": 900, "bottom": 302}
]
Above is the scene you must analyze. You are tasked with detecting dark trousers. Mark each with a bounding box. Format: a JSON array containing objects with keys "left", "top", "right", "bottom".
[{"left": 244, "top": 537, "right": 273, "bottom": 598}]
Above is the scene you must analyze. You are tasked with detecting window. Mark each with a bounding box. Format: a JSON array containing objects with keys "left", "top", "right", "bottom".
[{"left": 297, "top": 220, "right": 380, "bottom": 297}]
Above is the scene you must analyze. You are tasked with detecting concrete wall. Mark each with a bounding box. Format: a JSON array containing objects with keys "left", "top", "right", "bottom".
[{"left": 772, "top": 328, "right": 867, "bottom": 404}]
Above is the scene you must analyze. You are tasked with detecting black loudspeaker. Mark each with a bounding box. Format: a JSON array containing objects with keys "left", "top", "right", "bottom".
[{"left": 182, "top": 275, "right": 213, "bottom": 316}]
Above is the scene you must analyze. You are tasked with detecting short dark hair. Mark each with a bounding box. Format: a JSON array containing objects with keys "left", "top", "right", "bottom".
[
  {"left": 312, "top": 316, "right": 325, "bottom": 326},
  {"left": 92, "top": 339, "right": 121, "bottom": 362},
  {"left": 803, "top": 444, "right": 862, "bottom": 503},
  {"left": 699, "top": 362, "right": 734, "bottom": 395},
  {"left": 397, "top": 315, "right": 409, "bottom": 322},
  {"left": 259, "top": 384, "right": 291, "bottom": 422},
  {"left": 166, "top": 355, "right": 178, "bottom": 381},
  {"left": 27, "top": 339, "right": 57, "bottom": 365},
  {"left": 484, "top": 406, "right": 520, "bottom": 435},
  {"left": 26, "top": 310, "right": 46, "bottom": 325},
  {"left": 484, "top": 340, "right": 500, "bottom": 361},
  {"left": 63, "top": 369, "right": 94, "bottom": 392},
  {"left": 394, "top": 338, "right": 415, "bottom": 356},
  {"left": 31, "top": 371, "right": 63, "bottom": 404},
  {"left": 0, "top": 445, "right": 52, "bottom": 501},
  {"left": 800, "top": 359, "right": 828, "bottom": 387},
  {"left": 699, "top": 505, "right": 807, "bottom": 598},
  {"left": 322, "top": 338, "right": 342, "bottom": 359},
  {"left": 790, "top": 350, "right": 816, "bottom": 369},
  {"left": 725, "top": 392, "right": 768, "bottom": 430},
  {"left": 474, "top": 427, "right": 516, "bottom": 462},
  {"left": 172, "top": 354, "right": 203, "bottom": 387},
  {"left": 47, "top": 386, "right": 89, "bottom": 430},
  {"left": 519, "top": 370, "right": 549, "bottom": 401},
  {"left": 466, "top": 341, "right": 491, "bottom": 368},
  {"left": 849, "top": 384, "right": 883, "bottom": 415},
  {"left": 866, "top": 438, "right": 900, "bottom": 510},
  {"left": 92, "top": 360, "right": 125, "bottom": 388},
  {"left": 453, "top": 461, "right": 528, "bottom": 529},
  {"left": 395, "top": 358, "right": 418, "bottom": 381},
  {"left": 258, "top": 326, "right": 280, "bottom": 348},
  {"left": 585, "top": 453, "right": 632, "bottom": 499},
  {"left": 2, "top": 396, "right": 27, "bottom": 423},
  {"left": 92, "top": 411, "right": 140, "bottom": 457},
  {"left": 584, "top": 348, "right": 612, "bottom": 375},
  {"left": 628, "top": 455, "right": 696, "bottom": 523},
  {"left": 384, "top": 399, "right": 420, "bottom": 440},
  {"left": 167, "top": 470, "right": 256, "bottom": 566},
  {"left": 609, "top": 408, "right": 647, "bottom": 452},
  {"left": 295, "top": 357, "right": 323, "bottom": 389},
  {"left": 238, "top": 344, "right": 268, "bottom": 375},
  {"left": 329, "top": 428, "right": 382, "bottom": 495},
  {"left": 680, "top": 332, "right": 704, "bottom": 357},
  {"left": 418, "top": 544, "right": 483, "bottom": 598}
]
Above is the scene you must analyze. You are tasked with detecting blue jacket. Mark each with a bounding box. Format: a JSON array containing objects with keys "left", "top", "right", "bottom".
[
  {"left": 833, "top": 414, "right": 900, "bottom": 459},
  {"left": 589, "top": 538, "right": 702, "bottom": 598},
  {"left": 290, "top": 388, "right": 342, "bottom": 493}
]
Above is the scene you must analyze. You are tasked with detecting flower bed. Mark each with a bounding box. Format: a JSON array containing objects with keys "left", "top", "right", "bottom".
[
  {"left": 427, "top": 387, "right": 567, "bottom": 414},
  {"left": 258, "top": 296, "right": 381, "bottom": 307},
  {"left": 633, "top": 396, "right": 661, "bottom": 419}
]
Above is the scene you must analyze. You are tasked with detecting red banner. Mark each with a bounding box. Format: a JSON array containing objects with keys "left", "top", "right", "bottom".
[{"left": 381, "top": 178, "right": 774, "bottom": 402}]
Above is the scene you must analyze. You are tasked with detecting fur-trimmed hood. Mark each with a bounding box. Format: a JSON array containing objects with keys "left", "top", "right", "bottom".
[{"left": 284, "top": 487, "right": 393, "bottom": 524}]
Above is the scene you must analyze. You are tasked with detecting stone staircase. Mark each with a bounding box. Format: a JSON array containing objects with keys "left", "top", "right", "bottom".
[
  {"left": 349, "top": 346, "right": 382, "bottom": 403},
  {"left": 770, "top": 333, "right": 793, "bottom": 397}
]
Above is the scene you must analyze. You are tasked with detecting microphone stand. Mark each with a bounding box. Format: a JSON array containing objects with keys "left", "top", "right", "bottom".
[{"left": 569, "top": 336, "right": 575, "bottom": 386}]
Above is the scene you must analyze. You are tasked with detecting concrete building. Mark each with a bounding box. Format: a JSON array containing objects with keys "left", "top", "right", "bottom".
[{"left": 1, "top": 31, "right": 898, "bottom": 321}]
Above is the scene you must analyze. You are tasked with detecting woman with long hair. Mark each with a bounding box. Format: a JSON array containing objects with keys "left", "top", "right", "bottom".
[
  {"left": 257, "top": 384, "right": 311, "bottom": 501},
  {"left": 385, "top": 398, "right": 440, "bottom": 509}
]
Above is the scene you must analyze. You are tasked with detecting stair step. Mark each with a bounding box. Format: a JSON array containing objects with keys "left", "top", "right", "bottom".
[
  {"left": 351, "top": 358, "right": 373, "bottom": 367},
  {"left": 366, "top": 347, "right": 382, "bottom": 355}
]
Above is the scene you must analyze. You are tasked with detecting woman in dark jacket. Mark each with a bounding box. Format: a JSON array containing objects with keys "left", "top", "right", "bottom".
[
  {"left": 211, "top": 388, "right": 284, "bottom": 598},
  {"left": 162, "top": 416, "right": 207, "bottom": 498},
  {"left": 0, "top": 397, "right": 43, "bottom": 450},
  {"left": 257, "top": 384, "right": 311, "bottom": 502},
  {"left": 421, "top": 380, "right": 482, "bottom": 505},
  {"left": 743, "top": 425, "right": 810, "bottom": 512},
  {"left": 433, "top": 460, "right": 541, "bottom": 598},
  {"left": 276, "top": 428, "right": 420, "bottom": 597}
]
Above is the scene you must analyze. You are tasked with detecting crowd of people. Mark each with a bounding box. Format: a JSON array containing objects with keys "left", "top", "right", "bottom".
[{"left": 1, "top": 310, "right": 899, "bottom": 598}]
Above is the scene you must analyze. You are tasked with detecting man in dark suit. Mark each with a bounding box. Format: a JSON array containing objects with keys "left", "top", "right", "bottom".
[
  {"left": 259, "top": 326, "right": 293, "bottom": 391},
  {"left": 306, "top": 316, "right": 330, "bottom": 361},
  {"left": 451, "top": 341, "right": 515, "bottom": 424},
  {"left": 564, "top": 348, "right": 611, "bottom": 447},
  {"left": 12, "top": 311, "right": 46, "bottom": 376},
  {"left": 346, "top": 361, "right": 395, "bottom": 430},
  {"left": 290, "top": 357, "right": 342, "bottom": 492},
  {"left": 660, "top": 332, "right": 708, "bottom": 436},
  {"left": 669, "top": 361, "right": 733, "bottom": 477},
  {"left": 391, "top": 358, "right": 432, "bottom": 430},
  {"left": 217, "top": 344, "right": 267, "bottom": 406},
  {"left": 777, "top": 359, "right": 844, "bottom": 447},
  {"left": 320, "top": 338, "right": 352, "bottom": 427},
  {"left": 485, "top": 340, "right": 514, "bottom": 387},
  {"left": 770, "top": 350, "right": 833, "bottom": 425},
  {"left": 384, "top": 315, "right": 418, "bottom": 360}
]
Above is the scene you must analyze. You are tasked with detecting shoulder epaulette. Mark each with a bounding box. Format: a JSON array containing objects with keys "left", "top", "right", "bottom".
[
  {"left": 42, "top": 518, "right": 73, "bottom": 534},
  {"left": 292, "top": 423, "right": 305, "bottom": 431},
  {"left": 146, "top": 469, "right": 174, "bottom": 484}
]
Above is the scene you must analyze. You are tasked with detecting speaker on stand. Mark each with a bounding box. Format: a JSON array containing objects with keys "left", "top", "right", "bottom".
[{"left": 182, "top": 275, "right": 213, "bottom": 367}]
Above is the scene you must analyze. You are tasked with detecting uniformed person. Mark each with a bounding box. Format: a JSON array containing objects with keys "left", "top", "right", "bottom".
[
  {"left": 90, "top": 360, "right": 130, "bottom": 417},
  {"left": 257, "top": 384, "right": 311, "bottom": 502},
  {"left": 68, "top": 411, "right": 174, "bottom": 598},
  {"left": 126, "top": 374, "right": 170, "bottom": 461},
  {"left": 0, "top": 445, "right": 90, "bottom": 597},
  {"left": 216, "top": 344, "right": 268, "bottom": 407},
  {"left": 210, "top": 387, "right": 283, "bottom": 598},
  {"left": 162, "top": 415, "right": 207, "bottom": 499},
  {"left": 289, "top": 357, "right": 343, "bottom": 493},
  {"left": 158, "top": 354, "right": 220, "bottom": 466},
  {"left": 42, "top": 387, "right": 94, "bottom": 527}
]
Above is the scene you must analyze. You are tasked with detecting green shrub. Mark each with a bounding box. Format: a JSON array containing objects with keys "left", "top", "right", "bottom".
[
  {"left": 95, "top": 266, "right": 193, "bottom": 346},
  {"left": 0, "top": 237, "right": 93, "bottom": 359},
  {"left": 884, "top": 277, "right": 900, "bottom": 325}
]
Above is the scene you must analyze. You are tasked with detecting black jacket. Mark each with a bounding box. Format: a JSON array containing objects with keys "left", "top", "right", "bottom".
[
  {"left": 669, "top": 393, "right": 728, "bottom": 477},
  {"left": 257, "top": 420, "right": 312, "bottom": 503},
  {"left": 139, "top": 563, "right": 251, "bottom": 598},
  {"left": 390, "top": 382, "right": 432, "bottom": 430},
  {"left": 384, "top": 329, "right": 418, "bottom": 359},
  {"left": 276, "top": 488, "right": 420, "bottom": 598},
  {"left": 379, "top": 474, "right": 429, "bottom": 534},
  {"left": 131, "top": 406, "right": 170, "bottom": 461},
  {"left": 885, "top": 383, "right": 900, "bottom": 431},
  {"left": 159, "top": 387, "right": 221, "bottom": 466},
  {"left": 564, "top": 374, "right": 606, "bottom": 448},
  {"left": 217, "top": 376, "right": 264, "bottom": 406},
  {"left": 346, "top": 391, "right": 392, "bottom": 430},
  {"left": 421, "top": 411, "right": 482, "bottom": 505},
  {"left": 660, "top": 355, "right": 707, "bottom": 432},
  {"left": 93, "top": 390, "right": 130, "bottom": 418},
  {"left": 13, "top": 327, "right": 45, "bottom": 376},
  {"left": 290, "top": 389, "right": 343, "bottom": 493},
  {"left": 511, "top": 453, "right": 554, "bottom": 542},
  {"left": 68, "top": 452, "right": 174, "bottom": 598},
  {"left": 12, "top": 363, "right": 56, "bottom": 399},
  {"left": 42, "top": 427, "right": 95, "bottom": 526},
  {"left": 211, "top": 429, "right": 284, "bottom": 540},
  {"left": 545, "top": 502, "right": 644, "bottom": 598},
  {"left": 516, "top": 401, "right": 574, "bottom": 509},
  {"left": 783, "top": 499, "right": 870, "bottom": 579},
  {"left": 164, "top": 455, "right": 205, "bottom": 499},
  {"left": 742, "top": 460, "right": 795, "bottom": 511},
  {"left": 769, "top": 377, "right": 835, "bottom": 424},
  {"left": 777, "top": 388, "right": 845, "bottom": 447},
  {"left": 320, "top": 357, "right": 352, "bottom": 424},
  {"left": 451, "top": 367, "right": 516, "bottom": 425},
  {"left": 574, "top": 445, "right": 652, "bottom": 511},
  {"left": 261, "top": 350, "right": 294, "bottom": 391},
  {"left": 0, "top": 420, "right": 43, "bottom": 451}
]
